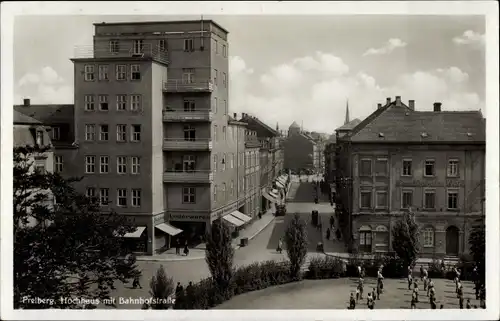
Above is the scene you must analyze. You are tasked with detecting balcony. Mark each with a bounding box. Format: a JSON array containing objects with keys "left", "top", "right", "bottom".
[
  {"left": 163, "top": 138, "right": 212, "bottom": 151},
  {"left": 162, "top": 109, "right": 213, "bottom": 122},
  {"left": 73, "top": 44, "right": 169, "bottom": 65},
  {"left": 163, "top": 79, "right": 214, "bottom": 93},
  {"left": 163, "top": 170, "right": 213, "bottom": 183}
]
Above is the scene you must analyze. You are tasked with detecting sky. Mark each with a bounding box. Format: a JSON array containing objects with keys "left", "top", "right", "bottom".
[{"left": 14, "top": 14, "right": 486, "bottom": 133}]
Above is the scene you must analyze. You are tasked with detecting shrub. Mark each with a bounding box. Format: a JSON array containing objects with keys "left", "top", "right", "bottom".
[
  {"left": 148, "top": 265, "right": 175, "bottom": 309},
  {"left": 391, "top": 212, "right": 421, "bottom": 268},
  {"left": 285, "top": 213, "right": 308, "bottom": 280},
  {"left": 306, "top": 256, "right": 345, "bottom": 279}
]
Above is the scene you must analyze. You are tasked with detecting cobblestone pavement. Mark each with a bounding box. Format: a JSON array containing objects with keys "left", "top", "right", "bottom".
[{"left": 216, "top": 277, "right": 481, "bottom": 309}]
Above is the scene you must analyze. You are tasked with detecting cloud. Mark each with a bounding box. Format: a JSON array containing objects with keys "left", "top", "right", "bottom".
[
  {"left": 15, "top": 66, "right": 73, "bottom": 104},
  {"left": 363, "top": 38, "right": 407, "bottom": 56},
  {"left": 229, "top": 54, "right": 484, "bottom": 133},
  {"left": 453, "top": 30, "right": 485, "bottom": 47}
]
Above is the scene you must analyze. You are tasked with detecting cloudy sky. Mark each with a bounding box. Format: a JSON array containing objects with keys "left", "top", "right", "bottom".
[{"left": 14, "top": 15, "right": 485, "bottom": 133}]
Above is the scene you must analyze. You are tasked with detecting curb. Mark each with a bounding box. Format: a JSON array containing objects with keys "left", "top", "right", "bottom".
[{"left": 137, "top": 216, "right": 276, "bottom": 262}]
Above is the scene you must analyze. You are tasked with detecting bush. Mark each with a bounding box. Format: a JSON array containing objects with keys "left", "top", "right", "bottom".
[
  {"left": 148, "top": 265, "right": 175, "bottom": 309},
  {"left": 381, "top": 253, "right": 405, "bottom": 278},
  {"left": 427, "top": 258, "right": 446, "bottom": 279},
  {"left": 306, "top": 256, "right": 345, "bottom": 279},
  {"left": 285, "top": 213, "right": 308, "bottom": 280}
]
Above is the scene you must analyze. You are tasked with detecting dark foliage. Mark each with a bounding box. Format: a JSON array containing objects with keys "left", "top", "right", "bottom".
[
  {"left": 285, "top": 213, "right": 308, "bottom": 280},
  {"left": 305, "top": 256, "right": 345, "bottom": 279},
  {"left": 148, "top": 265, "right": 175, "bottom": 309},
  {"left": 13, "top": 146, "right": 139, "bottom": 309},
  {"left": 205, "top": 219, "right": 234, "bottom": 301},
  {"left": 469, "top": 217, "right": 485, "bottom": 286},
  {"left": 391, "top": 212, "right": 420, "bottom": 268}
]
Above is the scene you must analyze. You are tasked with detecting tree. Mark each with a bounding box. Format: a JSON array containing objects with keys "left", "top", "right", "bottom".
[
  {"left": 391, "top": 211, "right": 421, "bottom": 268},
  {"left": 285, "top": 213, "right": 308, "bottom": 280},
  {"left": 148, "top": 265, "right": 175, "bottom": 309},
  {"left": 469, "top": 217, "right": 485, "bottom": 286},
  {"left": 13, "top": 146, "right": 139, "bottom": 309},
  {"left": 205, "top": 219, "right": 234, "bottom": 300}
]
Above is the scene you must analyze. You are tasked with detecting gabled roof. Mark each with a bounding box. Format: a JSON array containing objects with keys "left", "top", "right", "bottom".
[
  {"left": 239, "top": 115, "right": 280, "bottom": 137},
  {"left": 336, "top": 118, "right": 361, "bottom": 131},
  {"left": 13, "top": 110, "right": 42, "bottom": 125},
  {"left": 290, "top": 121, "right": 301, "bottom": 129},
  {"left": 349, "top": 101, "right": 485, "bottom": 143},
  {"left": 14, "top": 104, "right": 74, "bottom": 124}
]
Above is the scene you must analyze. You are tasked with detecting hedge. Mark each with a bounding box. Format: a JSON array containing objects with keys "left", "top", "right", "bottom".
[{"left": 305, "top": 256, "right": 344, "bottom": 279}]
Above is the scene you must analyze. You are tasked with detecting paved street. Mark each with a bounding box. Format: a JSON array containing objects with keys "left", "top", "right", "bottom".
[{"left": 216, "top": 277, "right": 481, "bottom": 309}]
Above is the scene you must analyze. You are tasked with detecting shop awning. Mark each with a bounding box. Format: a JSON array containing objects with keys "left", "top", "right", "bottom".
[
  {"left": 222, "top": 214, "right": 245, "bottom": 227},
  {"left": 123, "top": 226, "right": 146, "bottom": 238},
  {"left": 230, "top": 210, "right": 252, "bottom": 223},
  {"left": 262, "top": 192, "right": 279, "bottom": 203},
  {"left": 275, "top": 180, "right": 285, "bottom": 189},
  {"left": 269, "top": 190, "right": 280, "bottom": 199},
  {"left": 155, "top": 223, "right": 183, "bottom": 236}
]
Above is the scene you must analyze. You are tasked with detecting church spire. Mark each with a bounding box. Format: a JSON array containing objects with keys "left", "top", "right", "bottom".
[
  {"left": 344, "top": 99, "right": 350, "bottom": 125},
  {"left": 276, "top": 122, "right": 279, "bottom": 131}
]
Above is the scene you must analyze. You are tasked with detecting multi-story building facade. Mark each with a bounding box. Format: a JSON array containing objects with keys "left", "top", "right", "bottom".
[
  {"left": 244, "top": 128, "right": 262, "bottom": 218},
  {"left": 71, "top": 20, "right": 251, "bottom": 255},
  {"left": 336, "top": 96, "right": 485, "bottom": 257},
  {"left": 324, "top": 136, "right": 336, "bottom": 199},
  {"left": 283, "top": 121, "right": 318, "bottom": 173}
]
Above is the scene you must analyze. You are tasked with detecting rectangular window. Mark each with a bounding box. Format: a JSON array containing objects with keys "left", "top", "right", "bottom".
[
  {"left": 222, "top": 154, "right": 226, "bottom": 171},
  {"left": 402, "top": 159, "right": 412, "bottom": 176},
  {"left": 183, "top": 125, "right": 196, "bottom": 141},
  {"left": 131, "top": 156, "right": 140, "bottom": 174},
  {"left": 447, "top": 159, "right": 459, "bottom": 177},
  {"left": 86, "top": 187, "right": 96, "bottom": 199},
  {"left": 447, "top": 190, "right": 458, "bottom": 209},
  {"left": 230, "top": 153, "right": 234, "bottom": 169},
  {"left": 359, "top": 159, "right": 372, "bottom": 176},
  {"left": 117, "top": 156, "right": 127, "bottom": 174},
  {"left": 222, "top": 44, "right": 227, "bottom": 57},
  {"left": 98, "top": 95, "right": 109, "bottom": 111},
  {"left": 360, "top": 191, "right": 372, "bottom": 209},
  {"left": 109, "top": 40, "right": 119, "bottom": 53},
  {"left": 35, "top": 162, "right": 46, "bottom": 174},
  {"left": 84, "top": 65, "right": 95, "bottom": 81},
  {"left": 35, "top": 131, "right": 44, "bottom": 146},
  {"left": 214, "top": 39, "right": 218, "bottom": 53},
  {"left": 222, "top": 126, "right": 227, "bottom": 141},
  {"left": 223, "top": 100, "right": 227, "bottom": 115},
  {"left": 184, "top": 38, "right": 194, "bottom": 52},
  {"left": 402, "top": 190, "right": 413, "bottom": 209},
  {"left": 223, "top": 72, "right": 227, "bottom": 87},
  {"left": 54, "top": 155, "right": 63, "bottom": 173},
  {"left": 84, "top": 95, "right": 95, "bottom": 111},
  {"left": 374, "top": 158, "right": 388, "bottom": 176},
  {"left": 182, "top": 187, "right": 196, "bottom": 203},
  {"left": 98, "top": 65, "right": 109, "bottom": 80},
  {"left": 131, "top": 64, "right": 141, "bottom": 80},
  {"left": 85, "top": 124, "right": 96, "bottom": 141},
  {"left": 52, "top": 126, "right": 61, "bottom": 140},
  {"left": 423, "top": 228, "right": 434, "bottom": 247},
  {"left": 159, "top": 39, "right": 166, "bottom": 51},
  {"left": 424, "top": 190, "right": 436, "bottom": 209},
  {"left": 99, "top": 124, "right": 109, "bottom": 141},
  {"left": 213, "top": 125, "right": 218, "bottom": 142},
  {"left": 183, "top": 99, "right": 195, "bottom": 111},
  {"left": 131, "top": 125, "right": 141, "bottom": 142},
  {"left": 116, "top": 65, "right": 126, "bottom": 81},
  {"left": 116, "top": 125, "right": 127, "bottom": 142},
  {"left": 213, "top": 185, "right": 217, "bottom": 203},
  {"left": 213, "top": 97, "right": 218, "bottom": 113},
  {"left": 85, "top": 156, "right": 96, "bottom": 173},
  {"left": 376, "top": 191, "right": 388, "bottom": 208},
  {"left": 117, "top": 189, "right": 127, "bottom": 207},
  {"left": 99, "top": 188, "right": 109, "bottom": 206},
  {"left": 213, "top": 154, "right": 218, "bottom": 172},
  {"left": 133, "top": 40, "right": 144, "bottom": 54},
  {"left": 132, "top": 189, "right": 141, "bottom": 207},
  {"left": 230, "top": 181, "right": 234, "bottom": 196},
  {"left": 130, "top": 95, "right": 141, "bottom": 111},
  {"left": 214, "top": 69, "right": 218, "bottom": 86},
  {"left": 99, "top": 156, "right": 109, "bottom": 174},
  {"left": 116, "top": 95, "right": 127, "bottom": 111},
  {"left": 182, "top": 68, "right": 195, "bottom": 83},
  {"left": 424, "top": 159, "right": 435, "bottom": 177}
]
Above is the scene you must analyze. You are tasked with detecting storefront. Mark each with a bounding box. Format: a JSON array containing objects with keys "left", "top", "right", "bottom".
[
  {"left": 118, "top": 226, "right": 148, "bottom": 254},
  {"left": 169, "top": 212, "right": 209, "bottom": 246}
]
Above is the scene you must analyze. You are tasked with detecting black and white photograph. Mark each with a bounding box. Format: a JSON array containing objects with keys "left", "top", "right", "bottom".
[{"left": 1, "top": 1, "right": 498, "bottom": 320}]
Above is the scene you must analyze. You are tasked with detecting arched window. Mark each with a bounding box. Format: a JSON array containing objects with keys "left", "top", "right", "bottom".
[
  {"left": 358, "top": 225, "right": 372, "bottom": 253},
  {"left": 423, "top": 227, "right": 435, "bottom": 247}
]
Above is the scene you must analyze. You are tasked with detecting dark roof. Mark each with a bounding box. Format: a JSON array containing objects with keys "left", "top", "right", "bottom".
[
  {"left": 13, "top": 110, "right": 42, "bottom": 125},
  {"left": 349, "top": 104, "right": 485, "bottom": 143},
  {"left": 93, "top": 19, "right": 230, "bottom": 34},
  {"left": 290, "top": 121, "right": 300, "bottom": 129},
  {"left": 336, "top": 118, "right": 361, "bottom": 131},
  {"left": 239, "top": 115, "right": 280, "bottom": 137},
  {"left": 327, "top": 134, "right": 337, "bottom": 144},
  {"left": 14, "top": 104, "right": 74, "bottom": 124}
]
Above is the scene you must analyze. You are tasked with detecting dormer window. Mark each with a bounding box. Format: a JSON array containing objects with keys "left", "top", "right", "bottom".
[
  {"left": 421, "top": 132, "right": 428, "bottom": 138},
  {"left": 36, "top": 130, "right": 44, "bottom": 146},
  {"left": 378, "top": 132, "right": 385, "bottom": 137}
]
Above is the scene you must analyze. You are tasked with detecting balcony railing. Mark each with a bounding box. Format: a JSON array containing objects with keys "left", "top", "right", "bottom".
[
  {"left": 163, "top": 169, "right": 213, "bottom": 183},
  {"left": 163, "top": 138, "right": 212, "bottom": 151},
  {"left": 74, "top": 44, "right": 169, "bottom": 65},
  {"left": 163, "top": 80, "right": 213, "bottom": 92},
  {"left": 162, "top": 109, "right": 213, "bottom": 122}
]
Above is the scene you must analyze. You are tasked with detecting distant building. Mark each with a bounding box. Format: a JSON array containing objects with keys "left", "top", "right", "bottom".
[
  {"left": 335, "top": 96, "right": 485, "bottom": 257},
  {"left": 283, "top": 121, "right": 319, "bottom": 173}
]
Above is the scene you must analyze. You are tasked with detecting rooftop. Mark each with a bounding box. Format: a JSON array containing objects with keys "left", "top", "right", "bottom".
[
  {"left": 14, "top": 104, "right": 74, "bottom": 124},
  {"left": 93, "top": 19, "right": 229, "bottom": 34},
  {"left": 13, "top": 110, "right": 42, "bottom": 125},
  {"left": 335, "top": 118, "right": 361, "bottom": 131}
]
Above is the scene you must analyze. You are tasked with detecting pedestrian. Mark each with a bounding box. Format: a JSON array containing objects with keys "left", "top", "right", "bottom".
[
  {"left": 357, "top": 277, "right": 364, "bottom": 300},
  {"left": 423, "top": 275, "right": 428, "bottom": 292},
  {"left": 420, "top": 265, "right": 424, "bottom": 281},
  {"left": 132, "top": 272, "right": 142, "bottom": 289},
  {"left": 466, "top": 298, "right": 471, "bottom": 309},
  {"left": 407, "top": 271, "right": 413, "bottom": 290},
  {"left": 440, "top": 304, "right": 444, "bottom": 309},
  {"left": 183, "top": 242, "right": 189, "bottom": 256},
  {"left": 457, "top": 281, "right": 463, "bottom": 298},
  {"left": 277, "top": 237, "right": 283, "bottom": 254},
  {"left": 430, "top": 296, "right": 437, "bottom": 309},
  {"left": 377, "top": 269, "right": 384, "bottom": 294},
  {"left": 459, "top": 295, "right": 464, "bottom": 309},
  {"left": 175, "top": 239, "right": 180, "bottom": 255},
  {"left": 411, "top": 291, "right": 417, "bottom": 309},
  {"left": 329, "top": 215, "right": 335, "bottom": 229},
  {"left": 376, "top": 284, "right": 381, "bottom": 300},
  {"left": 357, "top": 265, "right": 362, "bottom": 277},
  {"left": 427, "top": 278, "right": 434, "bottom": 297},
  {"left": 175, "top": 282, "right": 182, "bottom": 295},
  {"left": 185, "top": 281, "right": 194, "bottom": 308},
  {"left": 326, "top": 228, "right": 331, "bottom": 240},
  {"left": 479, "top": 285, "right": 486, "bottom": 308},
  {"left": 367, "top": 293, "right": 374, "bottom": 309},
  {"left": 454, "top": 268, "right": 461, "bottom": 293},
  {"left": 413, "top": 281, "right": 419, "bottom": 302},
  {"left": 349, "top": 293, "right": 356, "bottom": 309},
  {"left": 372, "top": 287, "right": 376, "bottom": 300}
]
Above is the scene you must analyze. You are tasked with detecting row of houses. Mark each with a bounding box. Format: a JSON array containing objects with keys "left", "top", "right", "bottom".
[
  {"left": 324, "top": 96, "right": 485, "bottom": 257},
  {"left": 13, "top": 19, "right": 286, "bottom": 256}
]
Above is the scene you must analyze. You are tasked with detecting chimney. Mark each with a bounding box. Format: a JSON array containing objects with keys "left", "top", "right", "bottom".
[
  {"left": 233, "top": 113, "right": 237, "bottom": 119},
  {"left": 395, "top": 96, "right": 401, "bottom": 105},
  {"left": 23, "top": 98, "right": 30, "bottom": 107},
  {"left": 408, "top": 100, "right": 415, "bottom": 110},
  {"left": 433, "top": 102, "right": 442, "bottom": 112},
  {"left": 377, "top": 103, "right": 382, "bottom": 109},
  {"left": 386, "top": 97, "right": 391, "bottom": 105}
]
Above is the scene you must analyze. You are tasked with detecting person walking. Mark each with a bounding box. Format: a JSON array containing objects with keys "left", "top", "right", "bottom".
[
  {"left": 407, "top": 270, "right": 413, "bottom": 290},
  {"left": 132, "top": 272, "right": 142, "bottom": 289},
  {"left": 377, "top": 269, "right": 384, "bottom": 294},
  {"left": 329, "top": 215, "right": 335, "bottom": 229},
  {"left": 326, "top": 227, "right": 331, "bottom": 240},
  {"left": 413, "top": 281, "right": 419, "bottom": 303},
  {"left": 357, "top": 277, "right": 364, "bottom": 300},
  {"left": 349, "top": 293, "right": 356, "bottom": 309},
  {"left": 411, "top": 290, "right": 417, "bottom": 309},
  {"left": 427, "top": 278, "right": 434, "bottom": 297},
  {"left": 175, "top": 239, "right": 180, "bottom": 255},
  {"left": 466, "top": 298, "right": 472, "bottom": 309},
  {"left": 277, "top": 237, "right": 283, "bottom": 254},
  {"left": 183, "top": 241, "right": 189, "bottom": 256},
  {"left": 420, "top": 265, "right": 424, "bottom": 281},
  {"left": 430, "top": 296, "right": 437, "bottom": 309}
]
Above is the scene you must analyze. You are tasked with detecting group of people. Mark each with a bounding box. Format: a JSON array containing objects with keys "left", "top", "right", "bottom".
[
  {"left": 348, "top": 263, "right": 486, "bottom": 310},
  {"left": 174, "top": 239, "right": 190, "bottom": 256},
  {"left": 325, "top": 215, "right": 341, "bottom": 242}
]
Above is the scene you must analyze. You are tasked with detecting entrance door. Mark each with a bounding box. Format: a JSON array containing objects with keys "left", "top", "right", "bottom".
[
  {"left": 446, "top": 226, "right": 459, "bottom": 256},
  {"left": 359, "top": 231, "right": 372, "bottom": 253}
]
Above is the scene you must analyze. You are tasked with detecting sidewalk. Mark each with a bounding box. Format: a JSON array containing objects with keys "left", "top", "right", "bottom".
[{"left": 137, "top": 207, "right": 276, "bottom": 262}]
